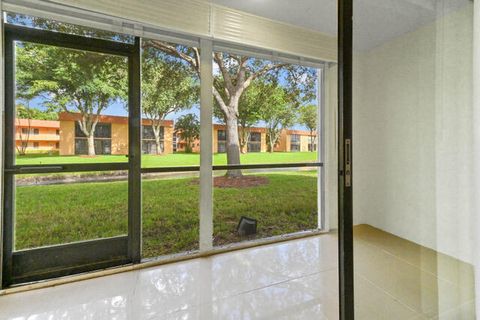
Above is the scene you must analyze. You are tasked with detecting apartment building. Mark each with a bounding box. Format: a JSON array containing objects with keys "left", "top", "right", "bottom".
[
  {"left": 15, "top": 118, "right": 60, "bottom": 153},
  {"left": 58, "top": 113, "right": 317, "bottom": 155},
  {"left": 58, "top": 112, "right": 174, "bottom": 156}
]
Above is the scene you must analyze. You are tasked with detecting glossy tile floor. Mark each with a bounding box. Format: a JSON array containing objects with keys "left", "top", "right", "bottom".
[{"left": 0, "top": 225, "right": 475, "bottom": 320}]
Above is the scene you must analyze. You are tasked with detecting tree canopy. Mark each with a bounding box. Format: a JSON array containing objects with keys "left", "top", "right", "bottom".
[
  {"left": 16, "top": 104, "right": 58, "bottom": 121},
  {"left": 255, "top": 82, "right": 297, "bottom": 152},
  {"left": 299, "top": 104, "right": 317, "bottom": 152},
  {"left": 142, "top": 44, "right": 198, "bottom": 154},
  {"left": 16, "top": 41, "right": 128, "bottom": 155},
  {"left": 175, "top": 114, "right": 200, "bottom": 153},
  {"left": 147, "top": 40, "right": 317, "bottom": 177}
]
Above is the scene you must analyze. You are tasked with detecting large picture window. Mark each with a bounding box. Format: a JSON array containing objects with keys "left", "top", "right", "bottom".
[
  {"left": 217, "top": 129, "right": 226, "bottom": 153},
  {"left": 290, "top": 134, "right": 301, "bottom": 152},
  {"left": 142, "top": 125, "right": 164, "bottom": 154},
  {"left": 140, "top": 37, "right": 200, "bottom": 258},
  {"left": 211, "top": 49, "right": 322, "bottom": 247},
  {"left": 247, "top": 132, "right": 262, "bottom": 152},
  {"left": 2, "top": 11, "right": 324, "bottom": 286},
  {"left": 74, "top": 122, "right": 112, "bottom": 155}
]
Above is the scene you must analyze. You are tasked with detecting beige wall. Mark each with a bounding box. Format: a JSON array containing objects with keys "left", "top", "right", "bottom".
[
  {"left": 275, "top": 130, "right": 288, "bottom": 152},
  {"left": 111, "top": 123, "right": 128, "bottom": 155},
  {"left": 300, "top": 135, "right": 310, "bottom": 152},
  {"left": 260, "top": 132, "right": 267, "bottom": 152},
  {"left": 16, "top": 141, "right": 58, "bottom": 152},
  {"left": 212, "top": 129, "right": 218, "bottom": 153},
  {"left": 59, "top": 121, "right": 75, "bottom": 156},
  {"left": 164, "top": 127, "right": 174, "bottom": 154},
  {"left": 15, "top": 126, "right": 60, "bottom": 153}
]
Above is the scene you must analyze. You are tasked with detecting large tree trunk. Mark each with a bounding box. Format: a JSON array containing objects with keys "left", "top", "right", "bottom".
[
  {"left": 185, "top": 138, "right": 193, "bottom": 153},
  {"left": 155, "top": 136, "right": 162, "bottom": 155},
  {"left": 225, "top": 116, "right": 242, "bottom": 178},
  {"left": 87, "top": 134, "right": 95, "bottom": 156},
  {"left": 268, "top": 139, "right": 275, "bottom": 153},
  {"left": 267, "top": 130, "right": 275, "bottom": 153},
  {"left": 152, "top": 124, "right": 163, "bottom": 155},
  {"left": 239, "top": 127, "right": 249, "bottom": 154}
]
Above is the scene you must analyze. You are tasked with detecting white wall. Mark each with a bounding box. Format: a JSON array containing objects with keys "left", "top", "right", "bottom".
[
  {"left": 353, "top": 4, "right": 475, "bottom": 264},
  {"left": 325, "top": 64, "right": 338, "bottom": 230},
  {"left": 473, "top": 0, "right": 480, "bottom": 313}
]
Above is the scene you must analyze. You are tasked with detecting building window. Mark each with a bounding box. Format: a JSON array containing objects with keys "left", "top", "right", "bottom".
[
  {"left": 308, "top": 143, "right": 317, "bottom": 152},
  {"left": 20, "top": 128, "right": 39, "bottom": 135},
  {"left": 33, "top": 142, "right": 39, "bottom": 149},
  {"left": 247, "top": 132, "right": 262, "bottom": 152},
  {"left": 290, "top": 134, "right": 301, "bottom": 152},
  {"left": 217, "top": 130, "right": 226, "bottom": 153},
  {"left": 55, "top": 142, "right": 60, "bottom": 149},
  {"left": 56, "top": 129, "right": 60, "bottom": 135},
  {"left": 74, "top": 122, "right": 112, "bottom": 155},
  {"left": 141, "top": 125, "right": 164, "bottom": 154},
  {"left": 173, "top": 135, "right": 177, "bottom": 152}
]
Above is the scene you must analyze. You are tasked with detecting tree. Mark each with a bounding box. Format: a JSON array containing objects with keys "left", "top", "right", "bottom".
[
  {"left": 213, "top": 81, "right": 262, "bottom": 154},
  {"left": 298, "top": 104, "right": 317, "bottom": 152},
  {"left": 146, "top": 41, "right": 316, "bottom": 177},
  {"left": 237, "top": 87, "right": 263, "bottom": 153},
  {"left": 142, "top": 45, "right": 198, "bottom": 154},
  {"left": 16, "top": 42, "right": 127, "bottom": 156},
  {"left": 257, "top": 83, "right": 297, "bottom": 152},
  {"left": 16, "top": 102, "right": 32, "bottom": 155},
  {"left": 175, "top": 114, "right": 200, "bottom": 153}
]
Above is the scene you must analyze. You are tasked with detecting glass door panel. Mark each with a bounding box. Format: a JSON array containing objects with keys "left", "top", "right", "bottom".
[
  {"left": 2, "top": 21, "right": 140, "bottom": 287},
  {"left": 140, "top": 38, "right": 201, "bottom": 259}
]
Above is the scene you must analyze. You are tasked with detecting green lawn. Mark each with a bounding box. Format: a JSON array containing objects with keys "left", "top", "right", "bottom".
[
  {"left": 16, "top": 152, "right": 317, "bottom": 167},
  {"left": 15, "top": 172, "right": 318, "bottom": 258}
]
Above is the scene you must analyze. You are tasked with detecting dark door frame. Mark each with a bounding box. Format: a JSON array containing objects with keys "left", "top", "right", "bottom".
[
  {"left": 338, "top": 0, "right": 354, "bottom": 319},
  {"left": 1, "top": 24, "right": 141, "bottom": 287}
]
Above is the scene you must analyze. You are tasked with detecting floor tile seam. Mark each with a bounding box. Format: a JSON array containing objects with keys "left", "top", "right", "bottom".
[
  {"left": 282, "top": 266, "right": 339, "bottom": 282},
  {"left": 432, "top": 298, "right": 476, "bottom": 319},
  {"left": 354, "top": 272, "right": 420, "bottom": 315},
  {"left": 356, "top": 239, "right": 462, "bottom": 285}
]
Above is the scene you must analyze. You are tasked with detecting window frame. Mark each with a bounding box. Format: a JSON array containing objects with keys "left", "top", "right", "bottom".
[
  {"left": 1, "top": 12, "right": 328, "bottom": 289},
  {"left": 2, "top": 23, "right": 142, "bottom": 287}
]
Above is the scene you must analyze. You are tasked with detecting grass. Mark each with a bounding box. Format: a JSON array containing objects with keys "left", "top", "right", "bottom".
[
  {"left": 15, "top": 152, "right": 318, "bottom": 167},
  {"left": 15, "top": 171, "right": 318, "bottom": 258}
]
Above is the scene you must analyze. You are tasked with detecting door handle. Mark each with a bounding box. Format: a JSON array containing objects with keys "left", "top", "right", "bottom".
[{"left": 344, "top": 139, "right": 351, "bottom": 187}]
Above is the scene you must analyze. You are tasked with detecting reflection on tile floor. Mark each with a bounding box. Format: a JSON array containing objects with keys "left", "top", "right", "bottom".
[{"left": 0, "top": 225, "right": 475, "bottom": 319}]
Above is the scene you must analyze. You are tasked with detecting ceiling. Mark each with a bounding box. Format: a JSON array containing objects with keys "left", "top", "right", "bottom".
[{"left": 212, "top": 0, "right": 470, "bottom": 51}]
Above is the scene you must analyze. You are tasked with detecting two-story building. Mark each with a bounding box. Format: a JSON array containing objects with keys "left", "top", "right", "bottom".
[
  {"left": 58, "top": 112, "right": 174, "bottom": 156},
  {"left": 15, "top": 118, "right": 60, "bottom": 153},
  {"left": 57, "top": 113, "right": 317, "bottom": 155},
  {"left": 177, "top": 124, "right": 317, "bottom": 154}
]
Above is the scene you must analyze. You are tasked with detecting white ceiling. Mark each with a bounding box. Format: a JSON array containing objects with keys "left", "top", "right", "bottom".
[{"left": 212, "top": 0, "right": 470, "bottom": 51}]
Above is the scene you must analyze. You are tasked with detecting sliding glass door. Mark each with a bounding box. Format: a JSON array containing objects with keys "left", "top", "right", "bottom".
[
  {"left": 2, "top": 23, "right": 141, "bottom": 286},
  {"left": 1, "top": 11, "right": 329, "bottom": 289}
]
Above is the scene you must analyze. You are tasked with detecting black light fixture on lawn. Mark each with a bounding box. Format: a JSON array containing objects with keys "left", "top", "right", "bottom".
[{"left": 237, "top": 216, "right": 257, "bottom": 236}]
